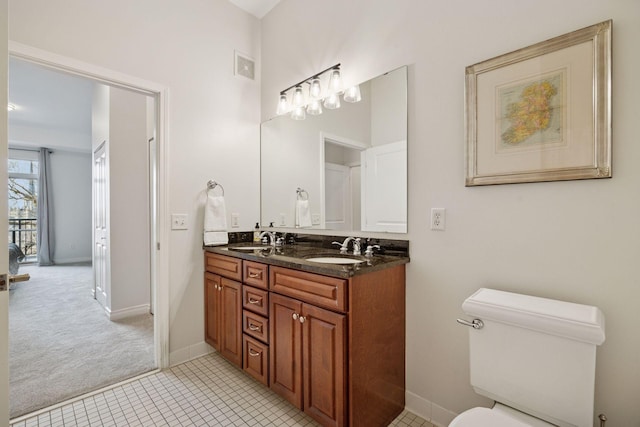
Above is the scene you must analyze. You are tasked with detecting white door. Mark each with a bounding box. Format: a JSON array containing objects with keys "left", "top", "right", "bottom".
[
  {"left": 93, "top": 142, "right": 109, "bottom": 310},
  {"left": 324, "top": 162, "right": 352, "bottom": 230},
  {"left": 361, "top": 140, "right": 407, "bottom": 233},
  {"left": 0, "top": 1, "right": 10, "bottom": 421}
]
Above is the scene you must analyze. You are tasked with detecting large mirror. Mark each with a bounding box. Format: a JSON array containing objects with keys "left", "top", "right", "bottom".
[{"left": 261, "top": 66, "right": 407, "bottom": 233}]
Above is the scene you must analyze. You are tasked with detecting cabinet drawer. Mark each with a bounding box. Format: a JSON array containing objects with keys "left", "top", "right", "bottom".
[
  {"left": 243, "top": 261, "right": 268, "bottom": 289},
  {"left": 243, "top": 335, "right": 269, "bottom": 386},
  {"left": 205, "top": 252, "right": 242, "bottom": 281},
  {"left": 243, "top": 285, "right": 269, "bottom": 317},
  {"left": 270, "top": 266, "right": 347, "bottom": 312},
  {"left": 243, "top": 310, "right": 269, "bottom": 343}
]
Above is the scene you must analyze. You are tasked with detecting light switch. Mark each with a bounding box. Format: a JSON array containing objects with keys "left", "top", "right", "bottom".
[{"left": 171, "top": 214, "right": 188, "bottom": 230}]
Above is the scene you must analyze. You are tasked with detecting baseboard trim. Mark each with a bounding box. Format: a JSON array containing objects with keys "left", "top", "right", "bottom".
[
  {"left": 109, "top": 304, "right": 150, "bottom": 321},
  {"left": 53, "top": 257, "right": 92, "bottom": 265},
  {"left": 169, "top": 341, "right": 213, "bottom": 366},
  {"left": 405, "top": 390, "right": 458, "bottom": 427}
]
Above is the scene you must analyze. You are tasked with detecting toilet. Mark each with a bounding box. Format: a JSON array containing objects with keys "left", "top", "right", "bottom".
[{"left": 451, "top": 288, "right": 605, "bottom": 427}]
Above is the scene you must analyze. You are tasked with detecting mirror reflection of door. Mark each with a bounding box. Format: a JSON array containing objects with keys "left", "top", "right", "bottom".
[
  {"left": 323, "top": 140, "right": 363, "bottom": 231},
  {"left": 361, "top": 140, "right": 407, "bottom": 232}
]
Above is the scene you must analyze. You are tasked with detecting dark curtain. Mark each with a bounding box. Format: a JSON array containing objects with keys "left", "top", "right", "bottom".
[{"left": 37, "top": 148, "right": 54, "bottom": 266}]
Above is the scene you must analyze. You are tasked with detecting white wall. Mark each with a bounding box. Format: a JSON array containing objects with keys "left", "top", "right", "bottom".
[
  {"left": 8, "top": 0, "right": 261, "bottom": 363},
  {"left": 50, "top": 150, "right": 92, "bottom": 264},
  {"left": 108, "top": 87, "right": 150, "bottom": 316},
  {"left": 262, "top": 1, "right": 640, "bottom": 425}
]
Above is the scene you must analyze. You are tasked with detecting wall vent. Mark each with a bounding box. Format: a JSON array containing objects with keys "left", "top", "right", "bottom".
[{"left": 235, "top": 51, "right": 255, "bottom": 80}]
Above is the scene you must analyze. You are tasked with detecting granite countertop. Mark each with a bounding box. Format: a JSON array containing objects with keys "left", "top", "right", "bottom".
[{"left": 204, "top": 241, "right": 410, "bottom": 279}]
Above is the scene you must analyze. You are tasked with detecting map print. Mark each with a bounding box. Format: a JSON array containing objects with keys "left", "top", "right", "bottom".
[{"left": 498, "top": 71, "right": 564, "bottom": 149}]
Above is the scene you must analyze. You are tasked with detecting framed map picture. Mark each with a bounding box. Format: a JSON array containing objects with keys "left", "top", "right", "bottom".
[{"left": 465, "top": 20, "right": 611, "bottom": 186}]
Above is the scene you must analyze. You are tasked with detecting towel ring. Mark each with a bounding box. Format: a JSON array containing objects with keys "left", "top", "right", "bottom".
[
  {"left": 207, "top": 180, "right": 225, "bottom": 196},
  {"left": 296, "top": 187, "right": 309, "bottom": 201}
]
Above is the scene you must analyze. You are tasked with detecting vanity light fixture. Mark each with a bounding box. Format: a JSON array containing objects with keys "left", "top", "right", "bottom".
[
  {"left": 7, "top": 103, "right": 15, "bottom": 112},
  {"left": 275, "top": 63, "right": 359, "bottom": 120},
  {"left": 343, "top": 85, "right": 362, "bottom": 103}
]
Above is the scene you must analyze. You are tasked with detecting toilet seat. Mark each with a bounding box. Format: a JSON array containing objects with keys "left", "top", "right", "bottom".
[{"left": 449, "top": 404, "right": 555, "bottom": 427}]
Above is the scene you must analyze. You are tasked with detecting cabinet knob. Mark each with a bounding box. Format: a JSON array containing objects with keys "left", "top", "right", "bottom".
[
  {"left": 299, "top": 316, "right": 306, "bottom": 324},
  {"left": 292, "top": 313, "right": 299, "bottom": 321}
]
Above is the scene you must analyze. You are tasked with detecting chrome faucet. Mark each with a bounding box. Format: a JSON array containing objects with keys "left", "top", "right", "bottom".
[
  {"left": 332, "top": 236, "right": 361, "bottom": 255},
  {"left": 259, "top": 231, "right": 277, "bottom": 246}
]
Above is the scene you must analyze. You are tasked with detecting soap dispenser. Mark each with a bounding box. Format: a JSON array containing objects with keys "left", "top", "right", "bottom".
[{"left": 253, "top": 222, "right": 261, "bottom": 243}]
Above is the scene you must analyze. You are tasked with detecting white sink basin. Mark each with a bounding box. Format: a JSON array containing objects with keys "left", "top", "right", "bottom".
[{"left": 306, "top": 257, "right": 364, "bottom": 265}]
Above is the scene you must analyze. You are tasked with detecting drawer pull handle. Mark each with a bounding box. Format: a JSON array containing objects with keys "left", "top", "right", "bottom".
[
  {"left": 248, "top": 297, "right": 261, "bottom": 305},
  {"left": 248, "top": 323, "right": 261, "bottom": 331},
  {"left": 248, "top": 349, "right": 261, "bottom": 357},
  {"left": 248, "top": 272, "right": 261, "bottom": 279},
  {"left": 292, "top": 313, "right": 299, "bottom": 320}
]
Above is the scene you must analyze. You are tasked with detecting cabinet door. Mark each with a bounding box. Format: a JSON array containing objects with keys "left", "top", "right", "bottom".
[
  {"left": 220, "top": 277, "right": 242, "bottom": 367},
  {"left": 270, "top": 293, "right": 303, "bottom": 409},
  {"left": 204, "top": 273, "right": 221, "bottom": 351},
  {"left": 302, "top": 303, "right": 346, "bottom": 427}
]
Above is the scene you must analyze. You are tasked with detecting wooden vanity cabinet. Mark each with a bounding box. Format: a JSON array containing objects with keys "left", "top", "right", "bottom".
[
  {"left": 204, "top": 253, "right": 243, "bottom": 368},
  {"left": 270, "top": 292, "right": 346, "bottom": 427},
  {"left": 269, "top": 264, "right": 405, "bottom": 427}
]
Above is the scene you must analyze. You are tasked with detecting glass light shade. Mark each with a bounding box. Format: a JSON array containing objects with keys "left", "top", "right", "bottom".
[
  {"left": 323, "top": 93, "right": 341, "bottom": 110},
  {"left": 309, "top": 78, "right": 322, "bottom": 99},
  {"left": 292, "top": 86, "right": 305, "bottom": 107},
  {"left": 291, "top": 105, "right": 306, "bottom": 120},
  {"left": 7, "top": 103, "right": 15, "bottom": 112},
  {"left": 306, "top": 99, "right": 323, "bottom": 115},
  {"left": 276, "top": 94, "right": 289, "bottom": 115},
  {"left": 327, "top": 68, "right": 343, "bottom": 94},
  {"left": 343, "top": 85, "right": 362, "bottom": 103}
]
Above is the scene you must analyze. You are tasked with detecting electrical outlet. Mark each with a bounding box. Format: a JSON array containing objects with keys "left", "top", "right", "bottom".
[
  {"left": 311, "top": 214, "right": 321, "bottom": 225},
  {"left": 171, "top": 214, "right": 188, "bottom": 230},
  {"left": 431, "top": 208, "right": 446, "bottom": 231},
  {"left": 231, "top": 213, "right": 240, "bottom": 228},
  {"left": 279, "top": 213, "right": 286, "bottom": 226}
]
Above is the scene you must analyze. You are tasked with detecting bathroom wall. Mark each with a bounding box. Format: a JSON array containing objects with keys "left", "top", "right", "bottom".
[
  {"left": 261, "top": 0, "right": 640, "bottom": 425},
  {"left": 8, "top": 0, "right": 262, "bottom": 361}
]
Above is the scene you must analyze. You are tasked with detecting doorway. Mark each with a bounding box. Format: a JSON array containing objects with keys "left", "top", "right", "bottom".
[{"left": 6, "top": 47, "right": 169, "bottom": 419}]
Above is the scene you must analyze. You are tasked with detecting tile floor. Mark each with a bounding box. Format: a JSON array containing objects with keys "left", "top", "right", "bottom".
[{"left": 11, "top": 353, "right": 435, "bottom": 427}]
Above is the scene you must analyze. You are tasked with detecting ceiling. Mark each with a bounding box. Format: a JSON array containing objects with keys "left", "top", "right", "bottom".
[
  {"left": 8, "top": 57, "right": 94, "bottom": 149},
  {"left": 227, "top": 0, "right": 281, "bottom": 19}
]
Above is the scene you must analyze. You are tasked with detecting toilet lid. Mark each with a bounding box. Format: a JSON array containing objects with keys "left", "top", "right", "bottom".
[{"left": 449, "top": 406, "right": 554, "bottom": 427}]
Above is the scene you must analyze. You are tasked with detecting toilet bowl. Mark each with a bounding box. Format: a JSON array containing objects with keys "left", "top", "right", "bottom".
[
  {"left": 450, "top": 403, "right": 555, "bottom": 427},
  {"left": 452, "top": 288, "right": 605, "bottom": 427}
]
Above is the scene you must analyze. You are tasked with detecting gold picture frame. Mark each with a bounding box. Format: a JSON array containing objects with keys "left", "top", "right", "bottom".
[{"left": 465, "top": 20, "right": 611, "bottom": 186}]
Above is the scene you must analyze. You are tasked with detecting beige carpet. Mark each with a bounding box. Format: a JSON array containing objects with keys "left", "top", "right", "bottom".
[{"left": 9, "top": 263, "right": 155, "bottom": 418}]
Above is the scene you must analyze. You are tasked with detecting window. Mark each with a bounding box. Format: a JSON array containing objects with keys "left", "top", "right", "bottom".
[{"left": 8, "top": 151, "right": 39, "bottom": 261}]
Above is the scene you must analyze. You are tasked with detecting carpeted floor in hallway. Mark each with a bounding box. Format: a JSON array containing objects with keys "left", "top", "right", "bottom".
[{"left": 9, "top": 263, "right": 155, "bottom": 418}]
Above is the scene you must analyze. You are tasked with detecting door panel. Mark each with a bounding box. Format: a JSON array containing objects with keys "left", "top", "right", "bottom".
[
  {"left": 93, "top": 142, "right": 108, "bottom": 310},
  {"left": 361, "top": 140, "right": 407, "bottom": 232},
  {"left": 204, "top": 273, "right": 221, "bottom": 350},
  {"left": 220, "top": 278, "right": 242, "bottom": 367},
  {"left": 1, "top": 1, "right": 9, "bottom": 421},
  {"left": 302, "top": 304, "right": 346, "bottom": 427},
  {"left": 324, "top": 162, "right": 351, "bottom": 230},
  {"left": 270, "top": 293, "right": 302, "bottom": 408}
]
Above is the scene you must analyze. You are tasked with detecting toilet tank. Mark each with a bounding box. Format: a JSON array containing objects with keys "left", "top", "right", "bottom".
[{"left": 462, "top": 288, "right": 605, "bottom": 427}]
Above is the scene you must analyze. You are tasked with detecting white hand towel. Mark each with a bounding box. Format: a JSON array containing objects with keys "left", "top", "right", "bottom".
[
  {"left": 204, "top": 193, "right": 228, "bottom": 246},
  {"left": 295, "top": 199, "right": 312, "bottom": 228}
]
